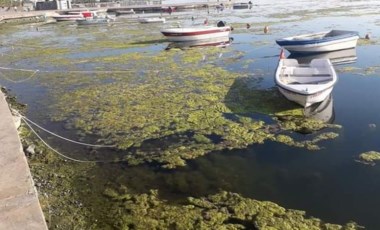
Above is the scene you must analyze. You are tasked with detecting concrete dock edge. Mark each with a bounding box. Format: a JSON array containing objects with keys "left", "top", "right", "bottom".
[{"left": 0, "top": 92, "right": 47, "bottom": 230}]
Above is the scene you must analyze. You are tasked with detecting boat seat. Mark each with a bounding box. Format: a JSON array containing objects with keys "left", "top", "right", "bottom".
[
  {"left": 288, "top": 79, "right": 332, "bottom": 85},
  {"left": 282, "top": 67, "right": 330, "bottom": 77},
  {"left": 285, "top": 74, "right": 331, "bottom": 77}
]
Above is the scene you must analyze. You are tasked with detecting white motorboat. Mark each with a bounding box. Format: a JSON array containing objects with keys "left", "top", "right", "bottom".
[
  {"left": 115, "top": 9, "right": 135, "bottom": 16},
  {"left": 276, "top": 30, "right": 359, "bottom": 53},
  {"left": 160, "top": 22, "right": 231, "bottom": 42},
  {"left": 53, "top": 11, "right": 92, "bottom": 22},
  {"left": 76, "top": 17, "right": 113, "bottom": 25},
  {"left": 138, "top": 17, "right": 166, "bottom": 23},
  {"left": 76, "top": 11, "right": 115, "bottom": 25},
  {"left": 275, "top": 58, "right": 338, "bottom": 107},
  {"left": 233, "top": 2, "right": 249, "bottom": 9}
]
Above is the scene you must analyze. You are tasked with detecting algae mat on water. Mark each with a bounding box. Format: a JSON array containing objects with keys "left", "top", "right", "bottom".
[
  {"left": 0, "top": 22, "right": 340, "bottom": 169},
  {"left": 38, "top": 47, "right": 340, "bottom": 168},
  {"left": 20, "top": 124, "right": 361, "bottom": 230}
]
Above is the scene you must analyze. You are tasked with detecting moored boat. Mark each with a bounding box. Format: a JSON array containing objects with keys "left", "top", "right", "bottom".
[
  {"left": 233, "top": 3, "right": 249, "bottom": 9},
  {"left": 138, "top": 17, "right": 166, "bottom": 23},
  {"left": 276, "top": 30, "right": 359, "bottom": 53},
  {"left": 115, "top": 9, "right": 135, "bottom": 16},
  {"left": 160, "top": 22, "right": 231, "bottom": 42},
  {"left": 275, "top": 58, "right": 338, "bottom": 107},
  {"left": 53, "top": 11, "right": 93, "bottom": 22},
  {"left": 76, "top": 17, "right": 113, "bottom": 25}
]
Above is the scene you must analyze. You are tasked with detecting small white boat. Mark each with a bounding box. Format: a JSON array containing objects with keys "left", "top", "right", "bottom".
[
  {"left": 53, "top": 11, "right": 93, "bottom": 22},
  {"left": 276, "top": 30, "right": 359, "bottom": 53},
  {"left": 233, "top": 3, "right": 249, "bottom": 9},
  {"left": 76, "top": 17, "right": 113, "bottom": 25},
  {"left": 138, "top": 17, "right": 166, "bottom": 23},
  {"left": 275, "top": 58, "right": 338, "bottom": 107},
  {"left": 53, "top": 14, "right": 84, "bottom": 22},
  {"left": 288, "top": 48, "right": 357, "bottom": 65},
  {"left": 115, "top": 9, "right": 135, "bottom": 16},
  {"left": 160, "top": 22, "right": 231, "bottom": 42}
]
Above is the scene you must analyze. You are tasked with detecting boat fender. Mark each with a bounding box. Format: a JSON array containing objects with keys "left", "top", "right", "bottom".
[
  {"left": 217, "top": 20, "right": 225, "bottom": 27},
  {"left": 264, "top": 25, "right": 269, "bottom": 34}
]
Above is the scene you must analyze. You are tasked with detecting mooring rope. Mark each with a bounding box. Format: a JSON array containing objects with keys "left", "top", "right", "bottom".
[
  {"left": 21, "top": 117, "right": 104, "bottom": 163},
  {"left": 0, "top": 69, "right": 39, "bottom": 83},
  {"left": 11, "top": 109, "right": 115, "bottom": 148},
  {"left": 22, "top": 116, "right": 116, "bottom": 148},
  {"left": 0, "top": 66, "right": 136, "bottom": 73}
]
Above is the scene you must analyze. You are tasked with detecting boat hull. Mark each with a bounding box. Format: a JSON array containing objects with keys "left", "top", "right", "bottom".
[
  {"left": 281, "top": 37, "right": 358, "bottom": 53},
  {"left": 76, "top": 19, "right": 110, "bottom": 25},
  {"left": 161, "top": 27, "right": 231, "bottom": 42},
  {"left": 276, "top": 30, "right": 359, "bottom": 53},
  {"left": 275, "top": 58, "right": 337, "bottom": 107},
  {"left": 53, "top": 16, "right": 84, "bottom": 21},
  {"left": 278, "top": 85, "right": 334, "bottom": 107},
  {"left": 138, "top": 18, "right": 165, "bottom": 23}
]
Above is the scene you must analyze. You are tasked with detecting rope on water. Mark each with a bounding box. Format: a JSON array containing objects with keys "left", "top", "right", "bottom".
[
  {"left": 0, "top": 66, "right": 38, "bottom": 72},
  {"left": 22, "top": 117, "right": 104, "bottom": 163},
  {"left": 0, "top": 66, "right": 158, "bottom": 74},
  {"left": 10, "top": 109, "right": 127, "bottom": 163},
  {"left": 0, "top": 69, "right": 39, "bottom": 83},
  {"left": 11, "top": 110, "right": 115, "bottom": 148}
]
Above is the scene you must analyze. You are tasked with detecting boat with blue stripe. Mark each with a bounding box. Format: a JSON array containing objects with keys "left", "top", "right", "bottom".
[{"left": 276, "top": 30, "right": 359, "bottom": 54}]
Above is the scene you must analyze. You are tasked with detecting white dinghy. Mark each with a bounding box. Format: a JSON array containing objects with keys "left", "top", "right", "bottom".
[
  {"left": 138, "top": 17, "right": 166, "bottom": 23},
  {"left": 276, "top": 30, "right": 359, "bottom": 53},
  {"left": 275, "top": 58, "right": 338, "bottom": 107}
]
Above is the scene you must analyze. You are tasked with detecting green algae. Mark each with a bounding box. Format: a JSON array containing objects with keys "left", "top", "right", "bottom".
[
  {"left": 1, "top": 86, "right": 27, "bottom": 112},
  {"left": 29, "top": 51, "right": 340, "bottom": 167},
  {"left": 19, "top": 125, "right": 96, "bottom": 229},
  {"left": 336, "top": 65, "right": 380, "bottom": 76},
  {"left": 16, "top": 105, "right": 360, "bottom": 229},
  {"left": 0, "top": 21, "right": 343, "bottom": 169},
  {"left": 358, "top": 151, "right": 380, "bottom": 165},
  {"left": 357, "top": 38, "right": 379, "bottom": 46},
  {"left": 276, "top": 115, "right": 340, "bottom": 134},
  {"left": 274, "top": 132, "right": 339, "bottom": 151},
  {"left": 98, "top": 189, "right": 363, "bottom": 230}
]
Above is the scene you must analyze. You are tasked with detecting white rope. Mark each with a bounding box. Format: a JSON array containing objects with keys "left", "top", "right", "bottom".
[
  {"left": 0, "top": 66, "right": 135, "bottom": 73},
  {"left": 19, "top": 114, "right": 116, "bottom": 148},
  {"left": 0, "top": 69, "right": 39, "bottom": 83},
  {"left": 0, "top": 66, "right": 37, "bottom": 72},
  {"left": 0, "top": 66, "right": 159, "bottom": 74},
  {"left": 22, "top": 117, "right": 103, "bottom": 163}
]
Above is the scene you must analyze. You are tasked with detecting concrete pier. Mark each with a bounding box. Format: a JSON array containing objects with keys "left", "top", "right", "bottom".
[{"left": 0, "top": 92, "right": 47, "bottom": 230}]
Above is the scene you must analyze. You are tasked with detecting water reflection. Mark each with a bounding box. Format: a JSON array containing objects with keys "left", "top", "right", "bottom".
[
  {"left": 165, "top": 36, "right": 232, "bottom": 50},
  {"left": 304, "top": 93, "right": 334, "bottom": 123},
  {"left": 288, "top": 48, "right": 357, "bottom": 65}
]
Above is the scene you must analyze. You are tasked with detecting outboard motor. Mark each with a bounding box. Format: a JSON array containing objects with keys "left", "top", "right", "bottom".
[{"left": 217, "top": 21, "right": 226, "bottom": 27}]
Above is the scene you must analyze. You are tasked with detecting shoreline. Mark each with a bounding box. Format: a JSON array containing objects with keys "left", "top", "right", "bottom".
[{"left": 0, "top": 89, "right": 47, "bottom": 230}]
